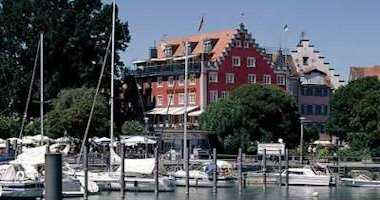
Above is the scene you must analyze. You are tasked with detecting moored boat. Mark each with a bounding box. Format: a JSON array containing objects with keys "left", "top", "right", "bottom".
[
  {"left": 280, "top": 166, "right": 331, "bottom": 186},
  {"left": 341, "top": 175, "right": 380, "bottom": 187}
]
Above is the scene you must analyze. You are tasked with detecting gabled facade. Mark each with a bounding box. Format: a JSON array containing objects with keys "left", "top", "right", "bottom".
[
  {"left": 131, "top": 23, "right": 278, "bottom": 129},
  {"left": 349, "top": 65, "right": 380, "bottom": 81},
  {"left": 290, "top": 35, "right": 345, "bottom": 139}
]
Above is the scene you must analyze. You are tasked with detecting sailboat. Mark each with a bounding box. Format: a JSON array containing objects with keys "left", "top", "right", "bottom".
[{"left": 73, "top": 0, "right": 175, "bottom": 192}]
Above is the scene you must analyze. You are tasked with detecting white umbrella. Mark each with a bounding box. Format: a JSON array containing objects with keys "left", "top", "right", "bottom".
[
  {"left": 94, "top": 137, "right": 111, "bottom": 143},
  {"left": 121, "top": 136, "right": 156, "bottom": 146},
  {"left": 0, "top": 138, "right": 5, "bottom": 144},
  {"left": 29, "top": 134, "right": 53, "bottom": 143},
  {"left": 7, "top": 137, "right": 22, "bottom": 144}
]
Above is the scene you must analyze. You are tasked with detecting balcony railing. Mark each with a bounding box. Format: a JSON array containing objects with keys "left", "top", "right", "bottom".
[{"left": 126, "top": 63, "right": 201, "bottom": 77}]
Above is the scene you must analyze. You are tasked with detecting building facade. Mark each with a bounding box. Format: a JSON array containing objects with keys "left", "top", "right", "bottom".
[
  {"left": 132, "top": 24, "right": 283, "bottom": 129},
  {"left": 290, "top": 35, "right": 345, "bottom": 139},
  {"left": 349, "top": 65, "right": 380, "bottom": 81}
]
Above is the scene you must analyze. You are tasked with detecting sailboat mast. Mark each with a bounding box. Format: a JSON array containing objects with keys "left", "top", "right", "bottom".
[
  {"left": 184, "top": 41, "right": 189, "bottom": 193},
  {"left": 111, "top": 0, "right": 115, "bottom": 142},
  {"left": 40, "top": 32, "right": 44, "bottom": 145}
]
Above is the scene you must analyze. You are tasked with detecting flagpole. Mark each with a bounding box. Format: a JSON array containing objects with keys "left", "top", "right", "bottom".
[
  {"left": 283, "top": 25, "right": 289, "bottom": 91},
  {"left": 110, "top": 0, "right": 116, "bottom": 170},
  {"left": 184, "top": 40, "right": 189, "bottom": 194}
]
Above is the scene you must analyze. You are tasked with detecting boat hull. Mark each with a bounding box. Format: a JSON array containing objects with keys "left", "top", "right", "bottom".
[
  {"left": 281, "top": 175, "right": 331, "bottom": 186},
  {"left": 341, "top": 178, "right": 380, "bottom": 187},
  {"left": 174, "top": 178, "right": 235, "bottom": 188},
  {"left": 0, "top": 181, "right": 43, "bottom": 199}
]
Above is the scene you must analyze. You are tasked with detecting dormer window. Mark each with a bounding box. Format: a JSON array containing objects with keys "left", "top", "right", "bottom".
[
  {"left": 303, "top": 57, "right": 309, "bottom": 65},
  {"left": 164, "top": 46, "right": 173, "bottom": 57},
  {"left": 204, "top": 40, "right": 213, "bottom": 53}
]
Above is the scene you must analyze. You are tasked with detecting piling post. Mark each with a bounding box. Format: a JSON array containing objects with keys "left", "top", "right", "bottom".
[
  {"left": 263, "top": 149, "right": 267, "bottom": 187},
  {"left": 154, "top": 146, "right": 159, "bottom": 195},
  {"left": 13, "top": 140, "right": 18, "bottom": 157},
  {"left": 212, "top": 148, "right": 217, "bottom": 193},
  {"left": 45, "top": 153, "right": 62, "bottom": 200},
  {"left": 285, "top": 148, "right": 289, "bottom": 187},
  {"left": 278, "top": 149, "right": 282, "bottom": 186},
  {"left": 120, "top": 143, "right": 125, "bottom": 197},
  {"left": 5, "top": 140, "right": 10, "bottom": 157},
  {"left": 238, "top": 148, "right": 243, "bottom": 193},
  {"left": 84, "top": 144, "right": 88, "bottom": 200}
]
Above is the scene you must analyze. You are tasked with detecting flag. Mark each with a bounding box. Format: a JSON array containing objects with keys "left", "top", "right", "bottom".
[
  {"left": 283, "top": 24, "right": 288, "bottom": 32},
  {"left": 198, "top": 15, "right": 204, "bottom": 32}
]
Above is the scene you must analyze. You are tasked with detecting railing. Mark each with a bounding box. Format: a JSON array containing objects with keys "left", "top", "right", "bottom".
[{"left": 126, "top": 63, "right": 201, "bottom": 77}]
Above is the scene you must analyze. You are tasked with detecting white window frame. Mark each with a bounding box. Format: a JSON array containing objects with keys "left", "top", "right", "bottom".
[
  {"left": 277, "top": 75, "right": 285, "bottom": 85},
  {"left": 232, "top": 56, "right": 241, "bottom": 67},
  {"left": 248, "top": 74, "right": 256, "bottom": 84},
  {"left": 209, "top": 90, "right": 218, "bottom": 103},
  {"left": 164, "top": 46, "right": 172, "bottom": 57},
  {"left": 226, "top": 73, "right": 235, "bottom": 84},
  {"left": 157, "top": 76, "right": 163, "bottom": 87},
  {"left": 157, "top": 95, "right": 163, "bottom": 106},
  {"left": 178, "top": 75, "right": 184, "bottom": 86},
  {"left": 247, "top": 57, "right": 256, "bottom": 68},
  {"left": 168, "top": 76, "right": 174, "bottom": 87},
  {"left": 263, "top": 75, "right": 271, "bottom": 85},
  {"left": 178, "top": 93, "right": 184, "bottom": 105},
  {"left": 189, "top": 93, "right": 196, "bottom": 105},
  {"left": 221, "top": 91, "right": 229, "bottom": 98},
  {"left": 208, "top": 72, "right": 218, "bottom": 83}
]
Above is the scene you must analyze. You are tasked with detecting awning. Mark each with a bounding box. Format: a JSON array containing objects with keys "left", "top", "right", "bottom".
[
  {"left": 146, "top": 106, "right": 198, "bottom": 115},
  {"left": 172, "top": 106, "right": 198, "bottom": 115},
  {"left": 188, "top": 109, "right": 203, "bottom": 117},
  {"left": 146, "top": 107, "right": 167, "bottom": 115}
]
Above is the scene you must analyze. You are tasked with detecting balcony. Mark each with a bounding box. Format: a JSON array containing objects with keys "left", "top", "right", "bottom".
[{"left": 127, "top": 63, "right": 201, "bottom": 77}]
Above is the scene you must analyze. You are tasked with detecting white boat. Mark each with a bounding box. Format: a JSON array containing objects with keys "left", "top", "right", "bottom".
[
  {"left": 281, "top": 167, "right": 331, "bottom": 186},
  {"left": 341, "top": 175, "right": 380, "bottom": 187}
]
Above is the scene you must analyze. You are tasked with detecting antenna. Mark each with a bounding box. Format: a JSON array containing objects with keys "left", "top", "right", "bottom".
[{"left": 301, "top": 31, "right": 306, "bottom": 40}]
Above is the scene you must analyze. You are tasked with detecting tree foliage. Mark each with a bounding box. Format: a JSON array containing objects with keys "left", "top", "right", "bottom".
[
  {"left": 44, "top": 87, "right": 109, "bottom": 138},
  {"left": 121, "top": 120, "right": 144, "bottom": 136},
  {"left": 328, "top": 77, "right": 380, "bottom": 149},
  {"left": 200, "top": 84, "right": 300, "bottom": 153},
  {"left": 0, "top": 0, "right": 130, "bottom": 116}
]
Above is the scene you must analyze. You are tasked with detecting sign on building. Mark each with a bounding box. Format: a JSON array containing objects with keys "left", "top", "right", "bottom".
[{"left": 257, "top": 143, "right": 285, "bottom": 155}]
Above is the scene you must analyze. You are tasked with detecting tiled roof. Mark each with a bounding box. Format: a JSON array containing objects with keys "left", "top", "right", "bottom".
[
  {"left": 350, "top": 65, "right": 380, "bottom": 78},
  {"left": 157, "top": 29, "right": 238, "bottom": 61}
]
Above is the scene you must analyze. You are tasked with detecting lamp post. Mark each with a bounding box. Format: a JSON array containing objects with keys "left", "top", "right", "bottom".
[{"left": 299, "top": 117, "right": 306, "bottom": 165}]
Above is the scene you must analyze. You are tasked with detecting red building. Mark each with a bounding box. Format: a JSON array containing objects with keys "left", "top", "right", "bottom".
[{"left": 132, "top": 24, "right": 282, "bottom": 129}]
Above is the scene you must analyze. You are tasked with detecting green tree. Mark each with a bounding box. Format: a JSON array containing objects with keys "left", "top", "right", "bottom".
[
  {"left": 43, "top": 88, "right": 109, "bottom": 138},
  {"left": 121, "top": 120, "right": 144, "bottom": 136},
  {"left": 0, "top": 0, "right": 130, "bottom": 116},
  {"left": 328, "top": 77, "right": 380, "bottom": 149},
  {"left": 200, "top": 84, "right": 300, "bottom": 153}
]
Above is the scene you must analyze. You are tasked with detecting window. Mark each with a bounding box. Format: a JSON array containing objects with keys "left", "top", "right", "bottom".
[
  {"left": 204, "top": 40, "right": 213, "bottom": 53},
  {"left": 178, "top": 93, "right": 184, "bottom": 105},
  {"left": 157, "top": 95, "right": 163, "bottom": 106},
  {"left": 168, "top": 94, "right": 175, "bottom": 105},
  {"left": 277, "top": 75, "right": 285, "bottom": 85},
  {"left": 189, "top": 93, "right": 196, "bottom": 105},
  {"left": 315, "top": 88, "right": 322, "bottom": 96},
  {"left": 322, "top": 88, "right": 329, "bottom": 97},
  {"left": 315, "top": 105, "right": 322, "bottom": 115},
  {"left": 236, "top": 40, "right": 242, "bottom": 47},
  {"left": 301, "top": 104, "right": 306, "bottom": 115},
  {"left": 164, "top": 46, "right": 172, "bottom": 57},
  {"left": 178, "top": 75, "right": 184, "bottom": 86},
  {"left": 157, "top": 77, "right": 163, "bottom": 87},
  {"left": 247, "top": 57, "right": 256, "bottom": 67},
  {"left": 209, "top": 90, "right": 218, "bottom": 103},
  {"left": 322, "top": 105, "right": 328, "bottom": 115},
  {"left": 190, "top": 74, "right": 196, "bottom": 85},
  {"left": 263, "top": 75, "right": 271, "bottom": 85},
  {"left": 208, "top": 72, "right": 218, "bottom": 83},
  {"left": 248, "top": 74, "right": 256, "bottom": 84},
  {"left": 232, "top": 56, "right": 241, "bottom": 67},
  {"left": 303, "top": 57, "right": 309, "bottom": 65},
  {"left": 306, "top": 88, "right": 313, "bottom": 96},
  {"left": 244, "top": 41, "right": 249, "bottom": 48},
  {"left": 307, "top": 105, "right": 313, "bottom": 115},
  {"left": 226, "top": 73, "right": 235, "bottom": 84},
  {"left": 221, "top": 91, "right": 229, "bottom": 98},
  {"left": 168, "top": 76, "right": 174, "bottom": 87}
]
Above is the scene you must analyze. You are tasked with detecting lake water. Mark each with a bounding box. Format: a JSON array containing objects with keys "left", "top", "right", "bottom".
[{"left": 72, "top": 185, "right": 380, "bottom": 200}]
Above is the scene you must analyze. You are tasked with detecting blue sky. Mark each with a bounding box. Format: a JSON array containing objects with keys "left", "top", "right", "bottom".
[{"left": 116, "top": 0, "right": 380, "bottom": 80}]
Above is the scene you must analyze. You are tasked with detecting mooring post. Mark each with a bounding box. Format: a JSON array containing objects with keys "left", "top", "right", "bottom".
[
  {"left": 5, "top": 140, "right": 10, "bottom": 157},
  {"left": 154, "top": 146, "right": 159, "bottom": 195},
  {"left": 45, "top": 153, "right": 62, "bottom": 200},
  {"left": 84, "top": 144, "right": 88, "bottom": 200},
  {"left": 212, "top": 148, "right": 217, "bottom": 193},
  {"left": 13, "top": 140, "right": 18, "bottom": 157},
  {"left": 238, "top": 148, "right": 243, "bottom": 193},
  {"left": 263, "top": 149, "right": 267, "bottom": 187},
  {"left": 285, "top": 148, "right": 289, "bottom": 187},
  {"left": 46, "top": 139, "right": 50, "bottom": 153},
  {"left": 120, "top": 143, "right": 125, "bottom": 197},
  {"left": 279, "top": 149, "right": 282, "bottom": 186}
]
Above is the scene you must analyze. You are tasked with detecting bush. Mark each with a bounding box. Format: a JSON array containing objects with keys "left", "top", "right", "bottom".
[{"left": 121, "top": 120, "right": 144, "bottom": 135}]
